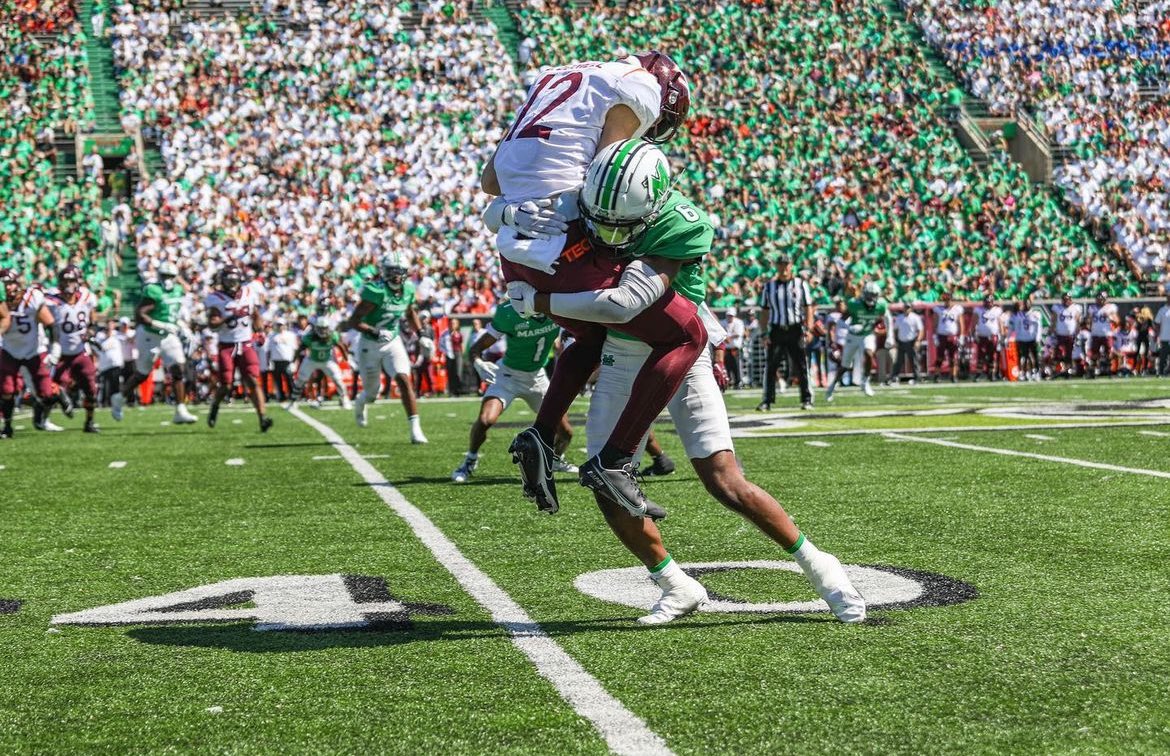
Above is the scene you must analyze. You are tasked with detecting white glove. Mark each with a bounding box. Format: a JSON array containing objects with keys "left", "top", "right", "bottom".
[
  {"left": 506, "top": 281, "right": 537, "bottom": 318},
  {"left": 473, "top": 358, "right": 499, "bottom": 384},
  {"left": 502, "top": 198, "right": 568, "bottom": 240},
  {"left": 47, "top": 342, "right": 61, "bottom": 367},
  {"left": 378, "top": 329, "right": 397, "bottom": 343},
  {"left": 156, "top": 321, "right": 180, "bottom": 335}
]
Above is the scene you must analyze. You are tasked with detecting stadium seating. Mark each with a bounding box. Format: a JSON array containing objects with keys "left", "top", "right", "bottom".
[
  {"left": 511, "top": 0, "right": 1144, "bottom": 304},
  {"left": 110, "top": 0, "right": 521, "bottom": 318},
  {"left": 0, "top": 13, "right": 111, "bottom": 290},
  {"left": 901, "top": 0, "right": 1170, "bottom": 285}
]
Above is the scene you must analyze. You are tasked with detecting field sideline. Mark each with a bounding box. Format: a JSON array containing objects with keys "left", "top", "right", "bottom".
[{"left": 1, "top": 379, "right": 1168, "bottom": 753}]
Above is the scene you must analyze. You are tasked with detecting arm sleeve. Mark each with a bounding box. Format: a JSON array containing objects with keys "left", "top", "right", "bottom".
[
  {"left": 482, "top": 196, "right": 507, "bottom": 233},
  {"left": 548, "top": 259, "right": 668, "bottom": 325}
]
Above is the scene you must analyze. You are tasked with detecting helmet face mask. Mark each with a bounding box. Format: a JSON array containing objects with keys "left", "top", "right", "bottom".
[
  {"left": 380, "top": 254, "right": 407, "bottom": 291},
  {"left": 632, "top": 51, "right": 690, "bottom": 144},
  {"left": 221, "top": 266, "right": 243, "bottom": 296},
  {"left": 58, "top": 266, "right": 81, "bottom": 298},
  {"left": 579, "top": 140, "right": 671, "bottom": 254},
  {"left": 158, "top": 262, "right": 179, "bottom": 291},
  {"left": 862, "top": 282, "right": 880, "bottom": 305}
]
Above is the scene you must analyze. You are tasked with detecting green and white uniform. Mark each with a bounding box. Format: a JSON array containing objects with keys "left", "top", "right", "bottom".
[
  {"left": 587, "top": 190, "right": 734, "bottom": 462},
  {"left": 483, "top": 302, "right": 560, "bottom": 411},
  {"left": 295, "top": 331, "right": 345, "bottom": 390},
  {"left": 356, "top": 280, "right": 415, "bottom": 400},
  {"left": 135, "top": 282, "right": 187, "bottom": 373},
  {"left": 841, "top": 296, "right": 890, "bottom": 368}
]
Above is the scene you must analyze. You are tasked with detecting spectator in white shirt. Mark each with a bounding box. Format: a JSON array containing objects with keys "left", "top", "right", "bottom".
[
  {"left": 267, "top": 319, "right": 299, "bottom": 401},
  {"left": 1155, "top": 294, "right": 1170, "bottom": 376},
  {"left": 722, "top": 307, "right": 746, "bottom": 389},
  {"left": 893, "top": 304, "right": 924, "bottom": 384}
]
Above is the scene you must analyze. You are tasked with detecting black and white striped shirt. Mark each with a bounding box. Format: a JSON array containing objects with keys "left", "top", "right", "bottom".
[{"left": 759, "top": 277, "right": 812, "bottom": 327}]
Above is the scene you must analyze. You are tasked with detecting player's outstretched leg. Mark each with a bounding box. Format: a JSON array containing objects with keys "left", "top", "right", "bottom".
[
  {"left": 171, "top": 367, "right": 197, "bottom": 424},
  {"left": 454, "top": 397, "right": 502, "bottom": 483},
  {"left": 593, "top": 493, "right": 706, "bottom": 624},
  {"left": 394, "top": 373, "right": 426, "bottom": 444},
  {"left": 580, "top": 293, "right": 707, "bottom": 515},
  {"left": 691, "top": 451, "right": 865, "bottom": 623},
  {"left": 642, "top": 431, "right": 676, "bottom": 476}
]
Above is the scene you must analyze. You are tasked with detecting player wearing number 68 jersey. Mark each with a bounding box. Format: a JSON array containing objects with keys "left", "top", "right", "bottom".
[
  {"left": 205, "top": 264, "right": 271, "bottom": 432},
  {"left": 46, "top": 266, "right": 100, "bottom": 433},
  {"left": 451, "top": 302, "right": 576, "bottom": 483}
]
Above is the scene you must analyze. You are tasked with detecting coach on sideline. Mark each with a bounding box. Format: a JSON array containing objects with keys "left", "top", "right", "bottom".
[{"left": 758, "top": 255, "right": 814, "bottom": 411}]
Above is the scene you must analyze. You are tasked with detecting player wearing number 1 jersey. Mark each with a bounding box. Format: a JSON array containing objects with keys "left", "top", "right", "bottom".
[
  {"left": 46, "top": 266, "right": 100, "bottom": 433},
  {"left": 481, "top": 53, "right": 707, "bottom": 518},
  {"left": 205, "top": 264, "right": 271, "bottom": 432},
  {"left": 452, "top": 301, "right": 576, "bottom": 484}
]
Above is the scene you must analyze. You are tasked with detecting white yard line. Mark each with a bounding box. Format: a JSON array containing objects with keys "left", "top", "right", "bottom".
[
  {"left": 289, "top": 407, "right": 671, "bottom": 756},
  {"left": 883, "top": 432, "right": 1170, "bottom": 480},
  {"left": 1139, "top": 430, "right": 1170, "bottom": 438},
  {"left": 804, "top": 441, "right": 831, "bottom": 448},
  {"left": 1024, "top": 434, "right": 1055, "bottom": 441},
  {"left": 737, "top": 418, "right": 1170, "bottom": 439}
]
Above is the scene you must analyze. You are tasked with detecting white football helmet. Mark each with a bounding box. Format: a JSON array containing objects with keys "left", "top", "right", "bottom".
[
  {"left": 862, "top": 281, "right": 881, "bottom": 305},
  {"left": 578, "top": 139, "right": 671, "bottom": 252},
  {"left": 380, "top": 252, "right": 408, "bottom": 291},
  {"left": 158, "top": 261, "right": 179, "bottom": 290}
]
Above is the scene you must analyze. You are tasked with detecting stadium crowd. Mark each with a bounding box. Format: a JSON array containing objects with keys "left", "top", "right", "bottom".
[
  {"left": 109, "top": 0, "right": 521, "bottom": 320},
  {"left": 513, "top": 0, "right": 1144, "bottom": 310},
  {"left": 901, "top": 0, "right": 1170, "bottom": 283}
]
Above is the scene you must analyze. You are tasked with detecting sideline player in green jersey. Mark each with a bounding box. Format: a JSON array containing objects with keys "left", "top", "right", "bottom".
[
  {"left": 451, "top": 301, "right": 578, "bottom": 483},
  {"left": 512, "top": 141, "right": 865, "bottom": 624},
  {"left": 825, "top": 282, "right": 893, "bottom": 402},
  {"left": 121, "top": 262, "right": 197, "bottom": 424},
  {"left": 287, "top": 315, "right": 351, "bottom": 410},
  {"left": 342, "top": 252, "right": 427, "bottom": 444}
]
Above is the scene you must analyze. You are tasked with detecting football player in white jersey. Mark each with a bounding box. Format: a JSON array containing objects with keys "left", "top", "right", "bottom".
[
  {"left": 0, "top": 270, "right": 72, "bottom": 437},
  {"left": 46, "top": 266, "right": 101, "bottom": 433},
  {"left": 1088, "top": 291, "right": 1119, "bottom": 378},
  {"left": 931, "top": 291, "right": 964, "bottom": 383},
  {"left": 205, "top": 264, "right": 271, "bottom": 432},
  {"left": 1010, "top": 295, "right": 1044, "bottom": 381},
  {"left": 482, "top": 52, "right": 708, "bottom": 519},
  {"left": 1049, "top": 292, "right": 1083, "bottom": 377},
  {"left": 972, "top": 294, "right": 1005, "bottom": 381}
]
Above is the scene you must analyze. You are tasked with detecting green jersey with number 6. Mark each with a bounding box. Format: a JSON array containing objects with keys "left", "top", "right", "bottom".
[
  {"left": 610, "top": 190, "right": 713, "bottom": 342},
  {"left": 140, "top": 282, "right": 184, "bottom": 336},
  {"left": 359, "top": 280, "right": 415, "bottom": 342},
  {"left": 846, "top": 297, "right": 889, "bottom": 336},
  {"left": 491, "top": 302, "right": 559, "bottom": 373},
  {"left": 303, "top": 331, "right": 340, "bottom": 362}
]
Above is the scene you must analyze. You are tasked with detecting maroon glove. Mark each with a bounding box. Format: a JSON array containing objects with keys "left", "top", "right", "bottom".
[{"left": 712, "top": 359, "right": 729, "bottom": 392}]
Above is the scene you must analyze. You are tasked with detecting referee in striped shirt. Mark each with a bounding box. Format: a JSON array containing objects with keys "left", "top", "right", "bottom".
[{"left": 758, "top": 255, "right": 815, "bottom": 410}]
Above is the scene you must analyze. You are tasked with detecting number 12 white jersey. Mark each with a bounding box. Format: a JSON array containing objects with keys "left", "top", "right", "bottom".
[{"left": 493, "top": 59, "right": 662, "bottom": 202}]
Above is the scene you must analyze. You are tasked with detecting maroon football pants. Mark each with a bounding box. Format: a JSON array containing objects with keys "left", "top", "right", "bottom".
[{"left": 501, "top": 227, "right": 707, "bottom": 456}]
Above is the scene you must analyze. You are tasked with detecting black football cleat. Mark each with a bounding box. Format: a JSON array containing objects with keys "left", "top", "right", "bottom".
[
  {"left": 0, "top": 424, "right": 11, "bottom": 439},
  {"left": 508, "top": 427, "right": 559, "bottom": 514},
  {"left": 579, "top": 456, "right": 657, "bottom": 518},
  {"left": 58, "top": 391, "right": 75, "bottom": 419},
  {"left": 207, "top": 402, "right": 220, "bottom": 428},
  {"left": 643, "top": 453, "right": 677, "bottom": 477},
  {"left": 83, "top": 420, "right": 99, "bottom": 434},
  {"left": 259, "top": 416, "right": 273, "bottom": 433}
]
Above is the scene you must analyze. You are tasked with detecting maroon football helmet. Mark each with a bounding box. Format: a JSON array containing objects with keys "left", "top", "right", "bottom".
[
  {"left": 0, "top": 269, "right": 19, "bottom": 302},
  {"left": 57, "top": 265, "right": 82, "bottom": 297},
  {"left": 633, "top": 50, "right": 690, "bottom": 144},
  {"left": 219, "top": 264, "right": 243, "bottom": 295}
]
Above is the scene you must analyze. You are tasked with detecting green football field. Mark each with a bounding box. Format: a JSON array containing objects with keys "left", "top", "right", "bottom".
[{"left": 2, "top": 379, "right": 1169, "bottom": 754}]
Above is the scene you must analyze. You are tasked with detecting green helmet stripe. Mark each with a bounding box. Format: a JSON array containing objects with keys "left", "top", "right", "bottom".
[{"left": 598, "top": 139, "right": 643, "bottom": 213}]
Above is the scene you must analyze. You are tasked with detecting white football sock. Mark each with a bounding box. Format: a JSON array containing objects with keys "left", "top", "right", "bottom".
[
  {"left": 649, "top": 555, "right": 685, "bottom": 588},
  {"left": 788, "top": 534, "right": 823, "bottom": 572},
  {"left": 409, "top": 414, "right": 422, "bottom": 432}
]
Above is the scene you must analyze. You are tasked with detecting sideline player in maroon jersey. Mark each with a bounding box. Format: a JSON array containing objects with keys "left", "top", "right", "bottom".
[{"left": 205, "top": 265, "right": 272, "bottom": 432}]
